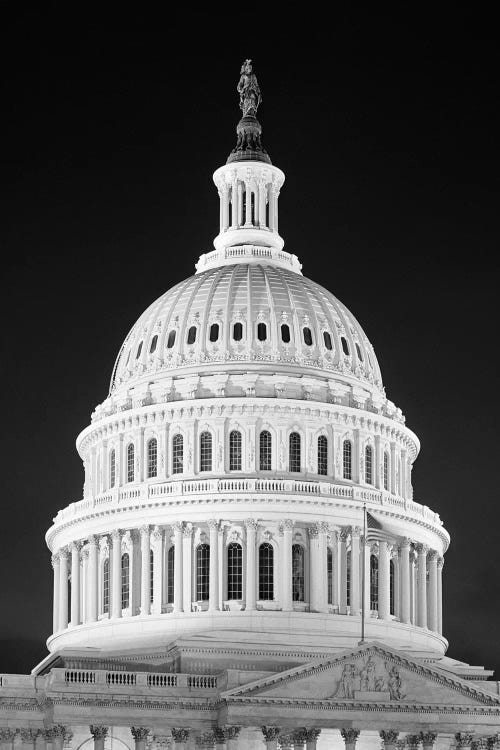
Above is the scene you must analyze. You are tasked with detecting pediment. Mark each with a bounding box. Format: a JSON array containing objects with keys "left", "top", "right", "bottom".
[{"left": 222, "top": 643, "right": 500, "bottom": 707}]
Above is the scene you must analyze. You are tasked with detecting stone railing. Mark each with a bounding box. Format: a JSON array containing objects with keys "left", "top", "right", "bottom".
[
  {"left": 44, "top": 668, "right": 218, "bottom": 693},
  {"left": 52, "top": 478, "right": 444, "bottom": 534}
]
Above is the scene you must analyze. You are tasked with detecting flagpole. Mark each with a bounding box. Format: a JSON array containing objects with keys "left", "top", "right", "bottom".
[{"left": 360, "top": 501, "right": 367, "bottom": 644}]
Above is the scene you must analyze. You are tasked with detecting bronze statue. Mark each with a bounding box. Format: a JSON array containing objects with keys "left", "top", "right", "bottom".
[{"left": 237, "top": 59, "right": 262, "bottom": 117}]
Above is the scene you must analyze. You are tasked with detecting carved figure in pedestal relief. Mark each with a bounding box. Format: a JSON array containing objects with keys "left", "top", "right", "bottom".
[{"left": 387, "top": 664, "right": 406, "bottom": 700}]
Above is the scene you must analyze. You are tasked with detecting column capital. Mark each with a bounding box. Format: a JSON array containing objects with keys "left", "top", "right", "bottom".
[
  {"left": 173, "top": 521, "right": 184, "bottom": 533},
  {"left": 307, "top": 525, "right": 319, "bottom": 539},
  {"left": 420, "top": 732, "right": 437, "bottom": 747},
  {"left": 261, "top": 727, "right": 280, "bottom": 742},
  {"left": 303, "top": 728, "right": 321, "bottom": 741},
  {"left": 339, "top": 527, "right": 350, "bottom": 542},
  {"left": 111, "top": 529, "right": 122, "bottom": 542},
  {"left": 20, "top": 730, "right": 38, "bottom": 742},
  {"left": 341, "top": 729, "right": 360, "bottom": 744},
  {"left": 139, "top": 524, "right": 150, "bottom": 537},
  {"left": 350, "top": 525, "right": 362, "bottom": 537},
  {"left": 380, "top": 731, "right": 399, "bottom": 744},
  {"left": 207, "top": 519, "right": 220, "bottom": 531},
  {"left": 437, "top": 556, "right": 444, "bottom": 569},
  {"left": 87, "top": 534, "right": 99, "bottom": 548},
  {"left": 427, "top": 549, "right": 439, "bottom": 562},
  {"left": 130, "top": 728, "right": 150, "bottom": 741},
  {"left": 182, "top": 523, "right": 193, "bottom": 538},
  {"left": 223, "top": 727, "right": 240, "bottom": 741},
  {"left": 45, "top": 725, "right": 68, "bottom": 740},
  {"left": 151, "top": 525, "right": 163, "bottom": 543},
  {"left": 400, "top": 536, "right": 412, "bottom": 547},
  {"left": 245, "top": 518, "right": 258, "bottom": 530},
  {"left": 171, "top": 728, "right": 190, "bottom": 743},
  {"left": 51, "top": 553, "right": 60, "bottom": 568},
  {"left": 89, "top": 726, "right": 108, "bottom": 740},
  {"left": 455, "top": 734, "right": 474, "bottom": 748},
  {"left": 70, "top": 540, "right": 83, "bottom": 554},
  {"left": 405, "top": 735, "right": 421, "bottom": 750},
  {"left": 278, "top": 519, "right": 294, "bottom": 533},
  {"left": 0, "top": 729, "right": 16, "bottom": 741},
  {"left": 415, "top": 543, "right": 429, "bottom": 555},
  {"left": 58, "top": 546, "right": 70, "bottom": 560}
]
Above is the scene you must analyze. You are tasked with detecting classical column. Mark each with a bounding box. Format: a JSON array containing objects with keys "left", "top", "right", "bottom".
[
  {"left": 308, "top": 525, "right": 320, "bottom": 612},
  {"left": 261, "top": 727, "right": 280, "bottom": 750},
  {"left": 208, "top": 519, "right": 220, "bottom": 611},
  {"left": 52, "top": 553, "right": 60, "bottom": 632},
  {"left": 182, "top": 524, "right": 193, "bottom": 611},
  {"left": 392, "top": 549, "right": 400, "bottom": 619},
  {"left": 362, "top": 537, "right": 371, "bottom": 615},
  {"left": 339, "top": 527, "right": 349, "bottom": 614},
  {"left": 317, "top": 523, "right": 328, "bottom": 612},
  {"left": 130, "top": 727, "right": 150, "bottom": 750},
  {"left": 303, "top": 729, "right": 321, "bottom": 750},
  {"left": 173, "top": 522, "right": 184, "bottom": 613},
  {"left": 416, "top": 543, "right": 428, "bottom": 628},
  {"left": 213, "top": 728, "right": 226, "bottom": 750},
  {"left": 111, "top": 529, "right": 122, "bottom": 618},
  {"left": 350, "top": 526, "right": 361, "bottom": 616},
  {"left": 331, "top": 530, "right": 340, "bottom": 610},
  {"left": 222, "top": 185, "right": 229, "bottom": 231},
  {"left": 378, "top": 540, "right": 390, "bottom": 620},
  {"left": 400, "top": 537, "right": 411, "bottom": 624},
  {"left": 70, "top": 542, "right": 81, "bottom": 627},
  {"left": 280, "top": 520, "right": 293, "bottom": 611},
  {"left": 244, "top": 182, "right": 251, "bottom": 226},
  {"left": 427, "top": 550, "right": 438, "bottom": 632},
  {"left": 58, "top": 547, "right": 69, "bottom": 631},
  {"left": 341, "top": 729, "right": 360, "bottom": 750},
  {"left": 89, "top": 727, "right": 108, "bottom": 750},
  {"left": 421, "top": 732, "right": 437, "bottom": 750},
  {"left": 244, "top": 519, "right": 257, "bottom": 610},
  {"left": 46, "top": 726, "right": 68, "bottom": 750},
  {"left": 19, "top": 730, "right": 37, "bottom": 750},
  {"left": 409, "top": 547, "right": 417, "bottom": 624},
  {"left": 171, "top": 728, "right": 190, "bottom": 750},
  {"left": 87, "top": 535, "right": 99, "bottom": 622},
  {"left": 237, "top": 182, "right": 243, "bottom": 226},
  {"left": 380, "top": 731, "right": 399, "bottom": 750},
  {"left": 437, "top": 556, "right": 444, "bottom": 634},
  {"left": 151, "top": 526, "right": 163, "bottom": 615},
  {"left": 140, "top": 525, "right": 151, "bottom": 615}
]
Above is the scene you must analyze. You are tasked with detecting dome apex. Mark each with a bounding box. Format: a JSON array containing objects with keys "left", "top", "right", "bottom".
[{"left": 227, "top": 60, "right": 271, "bottom": 164}]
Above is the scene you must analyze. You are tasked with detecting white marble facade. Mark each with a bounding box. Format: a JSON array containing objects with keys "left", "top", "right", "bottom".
[{"left": 2, "top": 62, "right": 499, "bottom": 750}]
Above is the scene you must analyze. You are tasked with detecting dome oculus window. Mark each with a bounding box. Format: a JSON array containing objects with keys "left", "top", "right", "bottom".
[
  {"left": 323, "top": 331, "right": 333, "bottom": 350},
  {"left": 187, "top": 326, "right": 197, "bottom": 345},
  {"left": 280, "top": 324, "right": 291, "bottom": 343},
  {"left": 136, "top": 341, "right": 143, "bottom": 359},
  {"left": 303, "top": 327, "right": 313, "bottom": 346},
  {"left": 341, "top": 336, "right": 350, "bottom": 356},
  {"left": 209, "top": 323, "right": 220, "bottom": 343},
  {"left": 167, "top": 330, "right": 176, "bottom": 349},
  {"left": 233, "top": 322, "right": 243, "bottom": 341},
  {"left": 257, "top": 322, "right": 267, "bottom": 342},
  {"left": 149, "top": 335, "right": 158, "bottom": 354}
]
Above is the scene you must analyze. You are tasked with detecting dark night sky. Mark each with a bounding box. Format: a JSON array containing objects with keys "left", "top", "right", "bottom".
[{"left": 1, "top": 7, "right": 498, "bottom": 675}]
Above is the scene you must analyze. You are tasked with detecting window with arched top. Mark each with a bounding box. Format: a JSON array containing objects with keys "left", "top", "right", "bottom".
[
  {"left": 229, "top": 430, "right": 242, "bottom": 471},
  {"left": 200, "top": 431, "right": 212, "bottom": 472},
  {"left": 292, "top": 544, "right": 305, "bottom": 602},
  {"left": 365, "top": 445, "right": 373, "bottom": 485},
  {"left": 227, "top": 542, "right": 243, "bottom": 600},
  {"left": 127, "top": 444, "right": 135, "bottom": 483},
  {"left": 323, "top": 331, "right": 333, "bottom": 350},
  {"left": 233, "top": 322, "right": 243, "bottom": 341},
  {"left": 196, "top": 544, "right": 210, "bottom": 601},
  {"left": 167, "top": 547, "right": 174, "bottom": 604},
  {"left": 341, "top": 336, "right": 350, "bottom": 356},
  {"left": 172, "top": 434, "right": 183, "bottom": 475},
  {"left": 390, "top": 558, "right": 395, "bottom": 616},
  {"left": 150, "top": 549, "right": 154, "bottom": 605},
  {"left": 317, "top": 435, "right": 328, "bottom": 476},
  {"left": 303, "top": 327, "right": 313, "bottom": 346},
  {"left": 147, "top": 438, "right": 157, "bottom": 479},
  {"left": 327, "top": 548, "right": 333, "bottom": 605},
  {"left": 257, "top": 322, "right": 267, "bottom": 341},
  {"left": 289, "top": 432, "right": 301, "bottom": 473},
  {"left": 343, "top": 440, "right": 352, "bottom": 480},
  {"left": 187, "top": 326, "right": 197, "bottom": 345},
  {"left": 259, "top": 430, "right": 272, "bottom": 471},
  {"left": 109, "top": 449, "right": 116, "bottom": 488},
  {"left": 136, "top": 341, "right": 143, "bottom": 359},
  {"left": 383, "top": 451, "right": 389, "bottom": 491},
  {"left": 121, "top": 553, "right": 130, "bottom": 609},
  {"left": 209, "top": 323, "right": 219, "bottom": 342},
  {"left": 281, "top": 323, "right": 291, "bottom": 343},
  {"left": 167, "top": 330, "right": 176, "bottom": 349},
  {"left": 103, "top": 559, "right": 110, "bottom": 614},
  {"left": 355, "top": 342, "right": 363, "bottom": 361},
  {"left": 370, "top": 554, "right": 378, "bottom": 610},
  {"left": 149, "top": 335, "right": 158, "bottom": 354},
  {"left": 259, "top": 543, "right": 274, "bottom": 600}
]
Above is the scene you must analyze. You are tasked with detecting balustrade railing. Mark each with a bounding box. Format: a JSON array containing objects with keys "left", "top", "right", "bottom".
[{"left": 53, "top": 668, "right": 216, "bottom": 691}]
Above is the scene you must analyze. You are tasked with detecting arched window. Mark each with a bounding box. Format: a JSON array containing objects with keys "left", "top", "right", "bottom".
[
  {"left": 303, "top": 327, "right": 313, "bottom": 346},
  {"left": 327, "top": 548, "right": 333, "bottom": 605},
  {"left": 172, "top": 434, "right": 183, "bottom": 474},
  {"left": 150, "top": 549, "right": 154, "bottom": 605},
  {"left": 136, "top": 341, "right": 143, "bottom": 359},
  {"left": 323, "top": 331, "right": 333, "bottom": 350},
  {"left": 370, "top": 554, "right": 378, "bottom": 610},
  {"left": 341, "top": 336, "right": 350, "bottom": 356},
  {"left": 227, "top": 543, "right": 243, "bottom": 600},
  {"left": 229, "top": 430, "right": 242, "bottom": 471},
  {"left": 187, "top": 326, "right": 197, "bottom": 345},
  {"left": 280, "top": 324, "right": 291, "bottom": 343},
  {"left": 200, "top": 431, "right": 212, "bottom": 472},
  {"left": 259, "top": 430, "right": 272, "bottom": 471},
  {"left": 383, "top": 451, "right": 389, "bottom": 491},
  {"left": 259, "top": 543, "right": 274, "bottom": 600},
  {"left": 167, "top": 330, "right": 176, "bottom": 349},
  {"left": 346, "top": 550, "right": 351, "bottom": 606},
  {"left": 365, "top": 445, "right": 373, "bottom": 485},
  {"left": 343, "top": 440, "right": 352, "bottom": 480},
  {"left": 233, "top": 322, "right": 243, "bottom": 341},
  {"left": 147, "top": 438, "right": 157, "bottom": 479},
  {"left": 209, "top": 323, "right": 219, "bottom": 342},
  {"left": 292, "top": 544, "right": 305, "bottom": 602},
  {"left": 167, "top": 547, "right": 174, "bottom": 604},
  {"left": 317, "top": 435, "right": 328, "bottom": 475},
  {"left": 109, "top": 449, "right": 116, "bottom": 488},
  {"left": 149, "top": 335, "right": 158, "bottom": 354},
  {"left": 127, "top": 444, "right": 135, "bottom": 483},
  {"left": 103, "top": 559, "right": 110, "bottom": 614},
  {"left": 390, "top": 558, "right": 395, "bottom": 616},
  {"left": 121, "top": 553, "right": 130, "bottom": 609},
  {"left": 196, "top": 544, "right": 210, "bottom": 601},
  {"left": 289, "top": 432, "right": 301, "bottom": 473},
  {"left": 355, "top": 342, "right": 363, "bottom": 361},
  {"left": 257, "top": 322, "right": 267, "bottom": 341}
]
